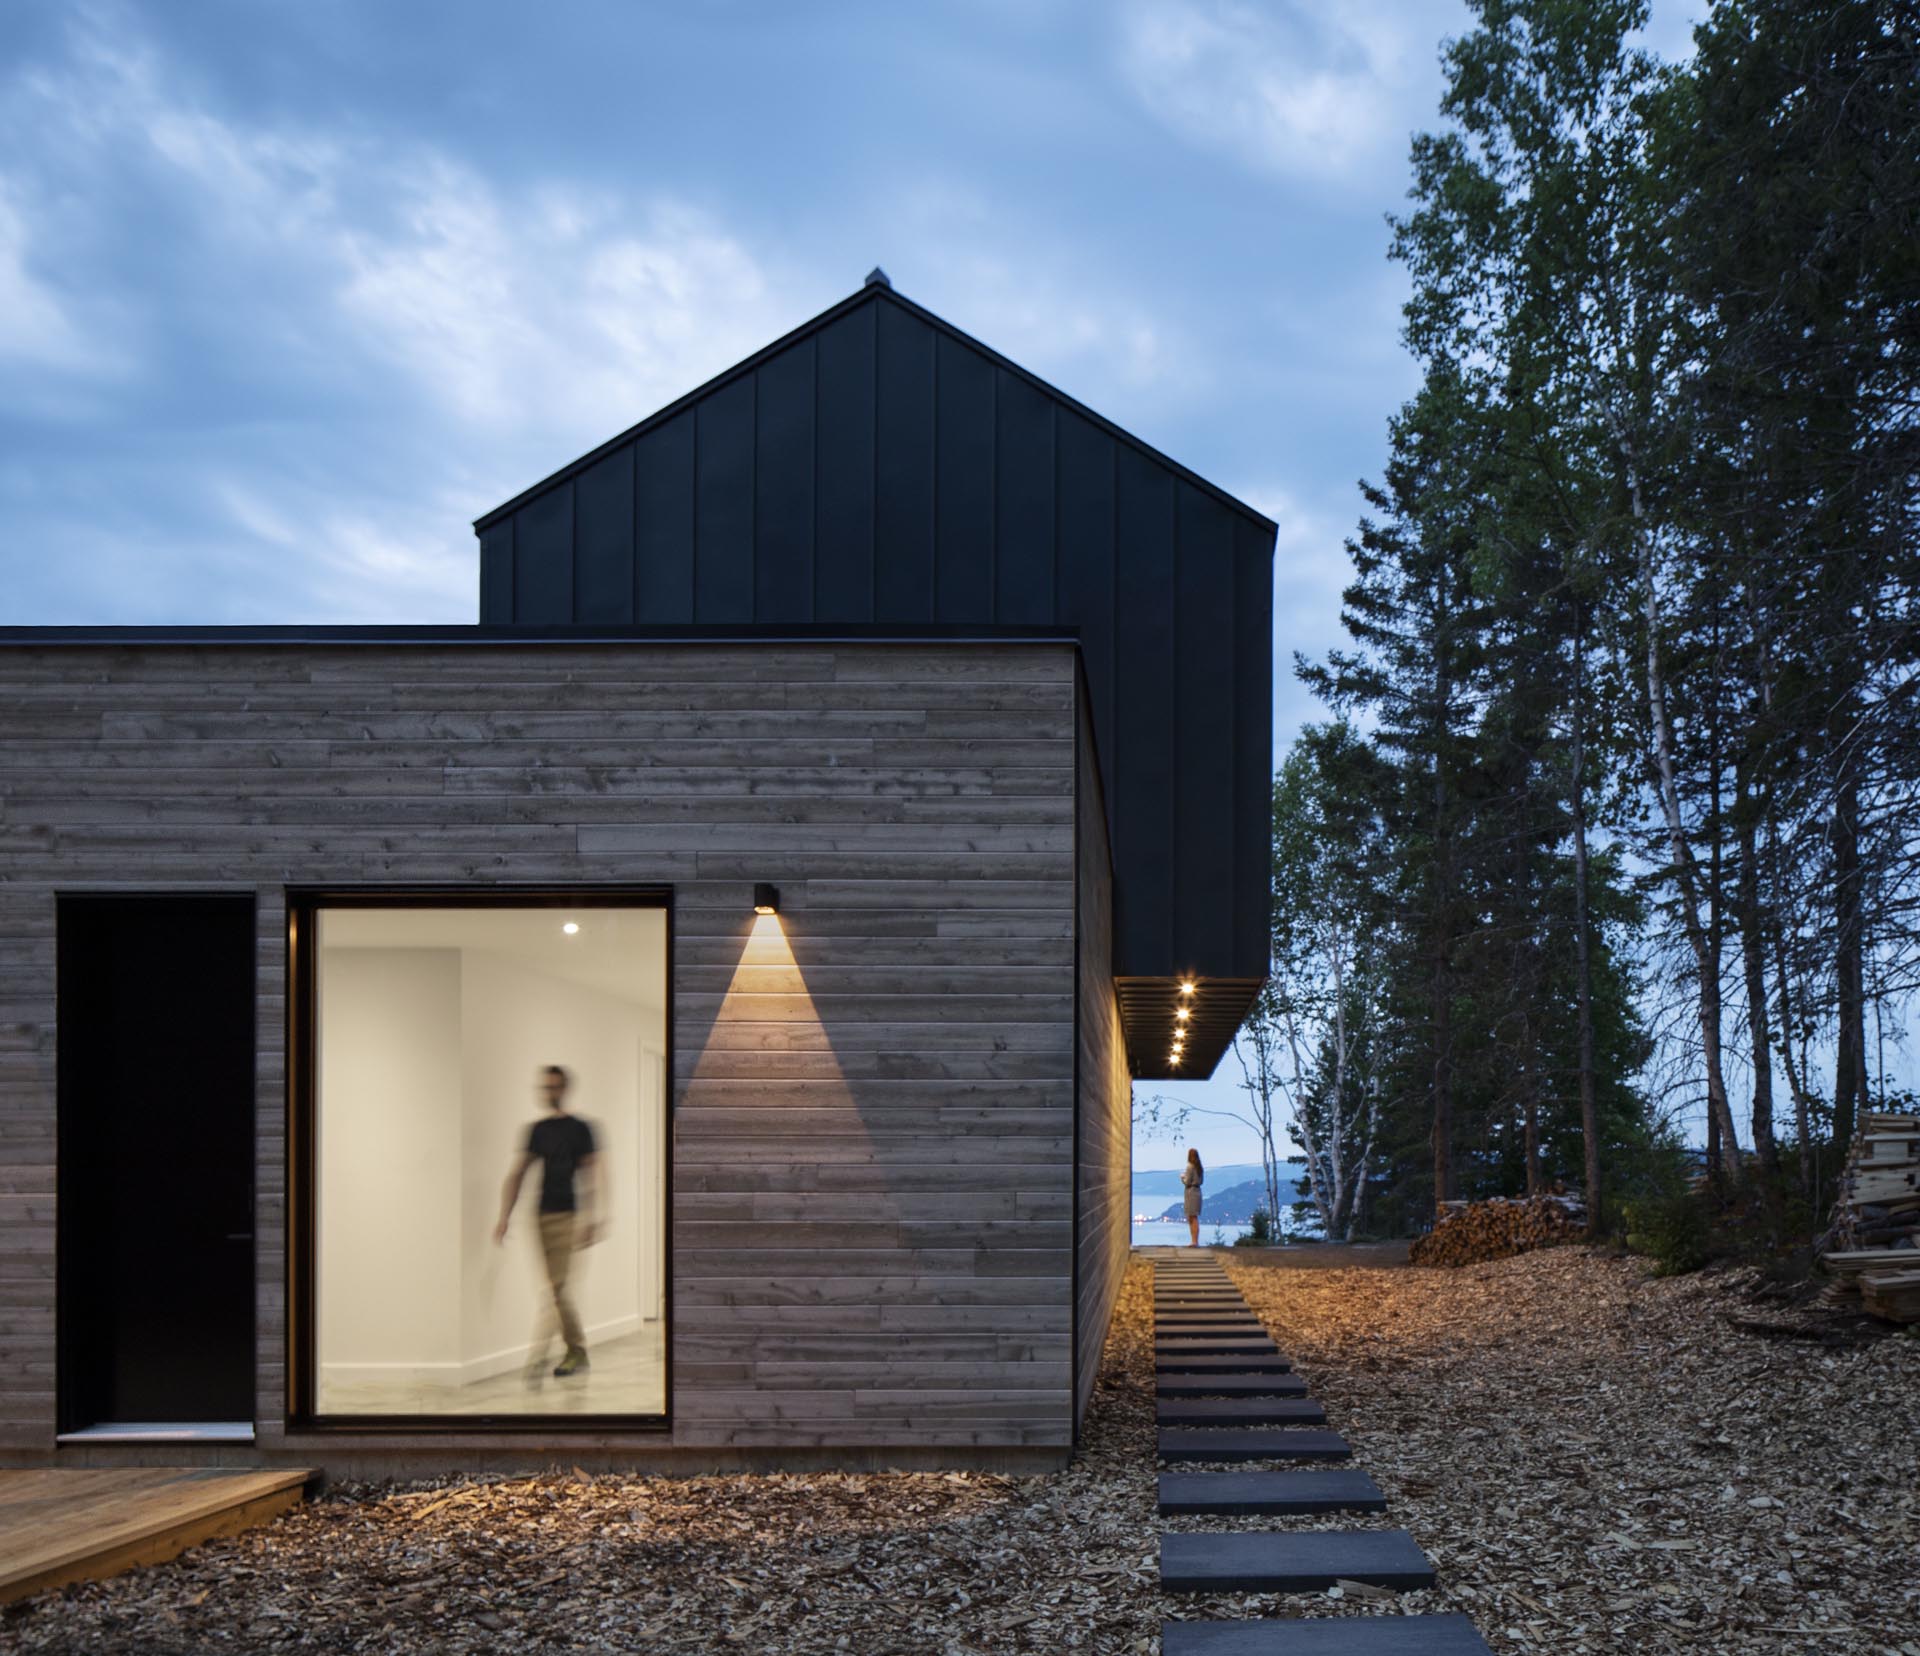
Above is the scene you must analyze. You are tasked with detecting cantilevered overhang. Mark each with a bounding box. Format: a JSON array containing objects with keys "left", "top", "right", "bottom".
[{"left": 1118, "top": 976, "right": 1265, "bottom": 1082}]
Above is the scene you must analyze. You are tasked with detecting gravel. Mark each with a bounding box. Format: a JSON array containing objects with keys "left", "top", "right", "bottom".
[{"left": 9, "top": 1246, "right": 1914, "bottom": 1655}]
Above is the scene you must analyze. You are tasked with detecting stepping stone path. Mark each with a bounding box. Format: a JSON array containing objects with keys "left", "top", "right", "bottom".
[
  {"left": 1157, "top": 1353, "right": 1295, "bottom": 1374},
  {"left": 1143, "top": 1251, "right": 1492, "bottom": 1655},
  {"left": 1161, "top": 1530, "right": 1436, "bottom": 1592},
  {"left": 1158, "top": 1469, "right": 1387, "bottom": 1515},
  {"left": 1158, "top": 1428, "right": 1352, "bottom": 1463},
  {"left": 1163, "top": 1613, "right": 1492, "bottom": 1655},
  {"left": 1156, "top": 1396, "right": 1328, "bottom": 1427},
  {"left": 1157, "top": 1373, "right": 1308, "bottom": 1398}
]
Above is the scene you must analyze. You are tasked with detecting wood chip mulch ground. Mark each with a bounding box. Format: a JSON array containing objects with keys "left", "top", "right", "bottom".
[{"left": 9, "top": 1246, "right": 1916, "bottom": 1654}]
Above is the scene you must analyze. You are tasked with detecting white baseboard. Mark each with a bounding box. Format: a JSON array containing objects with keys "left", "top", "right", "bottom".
[
  {"left": 321, "top": 1311, "right": 646, "bottom": 1390},
  {"left": 455, "top": 1311, "right": 644, "bottom": 1385}
]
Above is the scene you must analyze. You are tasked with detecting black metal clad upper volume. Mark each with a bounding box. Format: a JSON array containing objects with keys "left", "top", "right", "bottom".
[{"left": 474, "top": 283, "right": 1277, "bottom": 989}]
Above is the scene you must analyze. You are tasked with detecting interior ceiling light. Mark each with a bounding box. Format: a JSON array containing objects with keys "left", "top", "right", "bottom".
[{"left": 561, "top": 921, "right": 580, "bottom": 935}]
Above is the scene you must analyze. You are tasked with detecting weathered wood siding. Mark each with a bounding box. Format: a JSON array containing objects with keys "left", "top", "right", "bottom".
[
  {"left": 1072, "top": 684, "right": 1131, "bottom": 1430},
  {"left": 0, "top": 641, "right": 1079, "bottom": 1464}
]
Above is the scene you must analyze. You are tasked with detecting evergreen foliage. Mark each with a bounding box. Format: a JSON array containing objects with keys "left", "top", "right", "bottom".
[{"left": 1276, "top": 0, "right": 1920, "bottom": 1240}]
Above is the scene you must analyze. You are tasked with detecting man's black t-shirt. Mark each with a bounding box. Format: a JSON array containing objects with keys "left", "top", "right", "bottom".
[{"left": 527, "top": 1114, "right": 596, "bottom": 1214}]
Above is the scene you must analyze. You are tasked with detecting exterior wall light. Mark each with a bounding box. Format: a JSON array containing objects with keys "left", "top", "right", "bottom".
[
  {"left": 561, "top": 921, "right": 580, "bottom": 935},
  {"left": 753, "top": 883, "right": 780, "bottom": 915}
]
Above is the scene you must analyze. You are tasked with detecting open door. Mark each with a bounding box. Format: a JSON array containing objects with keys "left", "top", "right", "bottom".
[{"left": 58, "top": 895, "right": 255, "bottom": 1432}]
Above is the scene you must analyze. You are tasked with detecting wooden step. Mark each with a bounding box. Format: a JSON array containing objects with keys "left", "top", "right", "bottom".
[
  {"left": 0, "top": 1468, "right": 314, "bottom": 1604},
  {"left": 1160, "top": 1529, "right": 1434, "bottom": 1593}
]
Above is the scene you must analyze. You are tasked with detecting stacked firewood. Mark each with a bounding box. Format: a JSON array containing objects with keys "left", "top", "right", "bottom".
[
  {"left": 1820, "top": 1111, "right": 1920, "bottom": 1323},
  {"left": 1410, "top": 1191, "right": 1586, "bottom": 1267}
]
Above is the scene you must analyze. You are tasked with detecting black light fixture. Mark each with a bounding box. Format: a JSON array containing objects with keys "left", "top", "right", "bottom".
[{"left": 753, "top": 883, "right": 780, "bottom": 915}]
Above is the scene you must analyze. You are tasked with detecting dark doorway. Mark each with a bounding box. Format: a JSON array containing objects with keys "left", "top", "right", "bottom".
[{"left": 58, "top": 895, "right": 255, "bottom": 1429}]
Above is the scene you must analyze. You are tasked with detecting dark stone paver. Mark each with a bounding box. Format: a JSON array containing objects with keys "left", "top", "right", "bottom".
[
  {"left": 1157, "top": 1353, "right": 1293, "bottom": 1374},
  {"left": 1158, "top": 1428, "right": 1351, "bottom": 1463},
  {"left": 1161, "top": 1614, "right": 1491, "bottom": 1654},
  {"left": 1158, "top": 1314, "right": 1252, "bottom": 1323},
  {"left": 1157, "top": 1468, "right": 1387, "bottom": 1515},
  {"left": 1152, "top": 1312, "right": 1259, "bottom": 1327},
  {"left": 1155, "top": 1331, "right": 1278, "bottom": 1344},
  {"left": 1159, "top": 1530, "right": 1435, "bottom": 1593},
  {"left": 1156, "top": 1315, "right": 1264, "bottom": 1327},
  {"left": 1155, "top": 1339, "right": 1282, "bottom": 1356},
  {"left": 1156, "top": 1328, "right": 1266, "bottom": 1340},
  {"left": 1157, "top": 1396, "right": 1324, "bottom": 1426},
  {"left": 1156, "top": 1373, "right": 1310, "bottom": 1398}
]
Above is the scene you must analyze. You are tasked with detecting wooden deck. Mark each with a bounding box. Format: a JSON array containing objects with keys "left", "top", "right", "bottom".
[{"left": 0, "top": 1467, "right": 313, "bottom": 1603}]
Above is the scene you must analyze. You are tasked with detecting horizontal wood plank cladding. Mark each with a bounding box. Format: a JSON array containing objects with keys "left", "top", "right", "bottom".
[
  {"left": 0, "top": 641, "right": 1077, "bottom": 1459},
  {"left": 1073, "top": 679, "right": 1131, "bottom": 1432}
]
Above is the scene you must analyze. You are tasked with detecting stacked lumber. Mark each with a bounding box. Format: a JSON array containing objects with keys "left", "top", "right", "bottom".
[
  {"left": 1410, "top": 1192, "right": 1585, "bottom": 1267},
  {"left": 1819, "top": 1111, "right": 1920, "bottom": 1323}
]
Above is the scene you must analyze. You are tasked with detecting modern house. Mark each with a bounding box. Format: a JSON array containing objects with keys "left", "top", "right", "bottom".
[{"left": 0, "top": 274, "right": 1274, "bottom": 1474}]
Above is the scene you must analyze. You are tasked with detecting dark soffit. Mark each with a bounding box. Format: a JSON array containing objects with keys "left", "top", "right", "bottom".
[{"left": 472, "top": 282, "right": 1278, "bottom": 538}]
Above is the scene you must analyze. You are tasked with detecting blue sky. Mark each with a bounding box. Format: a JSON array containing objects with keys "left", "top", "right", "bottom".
[{"left": 0, "top": 0, "right": 1705, "bottom": 1168}]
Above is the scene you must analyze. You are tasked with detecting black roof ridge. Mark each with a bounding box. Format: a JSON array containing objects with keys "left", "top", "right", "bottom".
[
  {"left": 0, "top": 623, "right": 1080, "bottom": 647},
  {"left": 471, "top": 282, "right": 1278, "bottom": 536}
]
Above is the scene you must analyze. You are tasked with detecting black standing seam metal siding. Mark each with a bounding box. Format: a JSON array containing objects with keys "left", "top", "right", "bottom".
[{"left": 474, "top": 284, "right": 1276, "bottom": 987}]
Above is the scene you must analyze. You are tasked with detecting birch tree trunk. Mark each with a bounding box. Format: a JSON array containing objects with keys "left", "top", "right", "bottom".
[
  {"left": 1571, "top": 617, "right": 1604, "bottom": 1232},
  {"left": 1633, "top": 480, "right": 1745, "bottom": 1178},
  {"left": 1736, "top": 803, "right": 1780, "bottom": 1175}
]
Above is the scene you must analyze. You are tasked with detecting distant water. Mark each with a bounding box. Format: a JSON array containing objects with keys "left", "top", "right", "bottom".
[{"left": 1131, "top": 1219, "right": 1256, "bottom": 1248}]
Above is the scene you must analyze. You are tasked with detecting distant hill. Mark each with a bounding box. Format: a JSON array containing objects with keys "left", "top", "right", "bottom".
[
  {"left": 1133, "top": 1162, "right": 1271, "bottom": 1200},
  {"left": 1152, "top": 1175, "right": 1302, "bottom": 1224}
]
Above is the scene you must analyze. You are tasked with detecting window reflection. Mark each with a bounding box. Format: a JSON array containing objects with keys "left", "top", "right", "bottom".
[{"left": 313, "top": 904, "right": 667, "bottom": 1418}]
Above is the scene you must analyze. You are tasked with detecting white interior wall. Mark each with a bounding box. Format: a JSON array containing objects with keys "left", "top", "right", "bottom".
[
  {"left": 316, "top": 948, "right": 464, "bottom": 1382},
  {"left": 315, "top": 914, "right": 668, "bottom": 1395}
]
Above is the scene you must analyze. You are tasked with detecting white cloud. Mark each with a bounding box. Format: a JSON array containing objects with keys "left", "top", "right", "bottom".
[
  {"left": 877, "top": 179, "right": 1205, "bottom": 424},
  {"left": 21, "top": 26, "right": 798, "bottom": 446},
  {"left": 0, "top": 10, "right": 820, "bottom": 620},
  {"left": 338, "top": 180, "right": 785, "bottom": 439},
  {"left": 1235, "top": 482, "right": 1355, "bottom": 752},
  {"left": 1117, "top": 0, "right": 1424, "bottom": 185},
  {"left": 0, "top": 183, "right": 119, "bottom": 385}
]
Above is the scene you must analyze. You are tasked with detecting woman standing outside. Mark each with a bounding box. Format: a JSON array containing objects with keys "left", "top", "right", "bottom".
[{"left": 1182, "top": 1149, "right": 1204, "bottom": 1247}]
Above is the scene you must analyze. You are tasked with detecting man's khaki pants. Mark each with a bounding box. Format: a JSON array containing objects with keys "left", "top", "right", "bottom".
[{"left": 538, "top": 1212, "right": 587, "bottom": 1354}]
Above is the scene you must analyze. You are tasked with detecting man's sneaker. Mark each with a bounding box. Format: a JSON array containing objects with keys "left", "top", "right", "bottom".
[{"left": 553, "top": 1347, "right": 589, "bottom": 1378}]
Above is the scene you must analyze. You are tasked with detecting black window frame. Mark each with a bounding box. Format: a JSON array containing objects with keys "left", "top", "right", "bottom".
[{"left": 286, "top": 885, "right": 674, "bottom": 1434}]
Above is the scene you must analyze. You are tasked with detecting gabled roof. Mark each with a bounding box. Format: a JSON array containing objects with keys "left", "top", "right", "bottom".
[{"left": 474, "top": 276, "right": 1275, "bottom": 535}]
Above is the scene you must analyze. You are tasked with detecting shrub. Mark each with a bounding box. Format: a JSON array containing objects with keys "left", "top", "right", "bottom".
[
  {"left": 1623, "top": 1189, "right": 1714, "bottom": 1276},
  {"left": 1234, "top": 1208, "right": 1274, "bottom": 1247}
]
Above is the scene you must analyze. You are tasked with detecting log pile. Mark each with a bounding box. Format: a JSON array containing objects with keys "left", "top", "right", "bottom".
[
  {"left": 1819, "top": 1111, "right": 1920, "bottom": 1323},
  {"left": 1410, "top": 1191, "right": 1586, "bottom": 1267}
]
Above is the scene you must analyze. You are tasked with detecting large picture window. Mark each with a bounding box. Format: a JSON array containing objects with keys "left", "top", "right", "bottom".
[{"left": 293, "top": 895, "right": 668, "bottom": 1424}]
